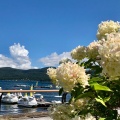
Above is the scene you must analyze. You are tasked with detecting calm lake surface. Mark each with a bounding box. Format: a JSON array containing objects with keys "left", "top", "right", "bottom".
[{"left": 0, "top": 80, "right": 65, "bottom": 116}]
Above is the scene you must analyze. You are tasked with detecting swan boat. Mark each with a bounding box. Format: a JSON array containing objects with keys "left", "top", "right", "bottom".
[
  {"left": 18, "top": 86, "right": 37, "bottom": 107},
  {"left": 1, "top": 93, "right": 18, "bottom": 104},
  {"left": 18, "top": 95, "right": 38, "bottom": 107}
]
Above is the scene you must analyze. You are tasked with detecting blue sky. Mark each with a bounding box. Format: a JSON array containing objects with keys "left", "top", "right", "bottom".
[{"left": 0, "top": 0, "right": 120, "bottom": 69}]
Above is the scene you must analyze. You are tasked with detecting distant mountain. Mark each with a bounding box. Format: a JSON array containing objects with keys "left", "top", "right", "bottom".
[{"left": 0, "top": 67, "right": 53, "bottom": 81}]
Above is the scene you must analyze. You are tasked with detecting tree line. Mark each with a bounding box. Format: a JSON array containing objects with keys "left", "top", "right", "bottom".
[{"left": 0, "top": 67, "right": 52, "bottom": 81}]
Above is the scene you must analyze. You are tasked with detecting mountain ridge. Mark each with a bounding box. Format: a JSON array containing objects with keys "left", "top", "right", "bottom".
[{"left": 0, "top": 67, "right": 54, "bottom": 81}]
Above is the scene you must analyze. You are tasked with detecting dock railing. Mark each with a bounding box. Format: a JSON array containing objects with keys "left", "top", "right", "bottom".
[{"left": 0, "top": 89, "right": 59, "bottom": 93}]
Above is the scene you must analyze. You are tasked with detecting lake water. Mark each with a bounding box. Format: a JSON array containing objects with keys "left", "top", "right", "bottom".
[{"left": 0, "top": 80, "right": 67, "bottom": 116}]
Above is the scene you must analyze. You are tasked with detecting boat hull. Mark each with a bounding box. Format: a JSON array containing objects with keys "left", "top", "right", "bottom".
[{"left": 18, "top": 104, "right": 37, "bottom": 108}]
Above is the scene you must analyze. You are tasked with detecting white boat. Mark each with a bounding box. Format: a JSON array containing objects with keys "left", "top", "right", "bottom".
[
  {"left": 18, "top": 93, "right": 38, "bottom": 108},
  {"left": 1, "top": 93, "right": 18, "bottom": 104},
  {"left": 14, "top": 84, "right": 29, "bottom": 87},
  {"left": 18, "top": 86, "right": 37, "bottom": 107}
]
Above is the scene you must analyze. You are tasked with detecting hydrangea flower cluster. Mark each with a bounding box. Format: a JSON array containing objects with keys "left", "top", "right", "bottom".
[
  {"left": 48, "top": 104, "right": 75, "bottom": 120},
  {"left": 98, "top": 32, "right": 120, "bottom": 80},
  {"left": 72, "top": 114, "right": 96, "bottom": 120},
  {"left": 47, "top": 68, "right": 58, "bottom": 85},
  {"left": 81, "top": 113, "right": 96, "bottom": 120},
  {"left": 56, "top": 62, "right": 89, "bottom": 92},
  {"left": 48, "top": 103, "right": 95, "bottom": 120},
  {"left": 87, "top": 41, "right": 100, "bottom": 59},
  {"left": 71, "top": 46, "right": 86, "bottom": 61},
  {"left": 47, "top": 62, "right": 89, "bottom": 92},
  {"left": 71, "top": 98, "right": 88, "bottom": 110},
  {"left": 97, "top": 20, "right": 120, "bottom": 40}
]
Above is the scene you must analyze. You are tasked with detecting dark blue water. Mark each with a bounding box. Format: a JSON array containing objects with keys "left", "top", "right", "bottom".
[{"left": 0, "top": 80, "right": 65, "bottom": 116}]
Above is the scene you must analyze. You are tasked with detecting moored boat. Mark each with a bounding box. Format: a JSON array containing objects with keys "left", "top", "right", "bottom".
[
  {"left": 18, "top": 93, "right": 38, "bottom": 108},
  {"left": 18, "top": 85, "right": 37, "bottom": 107},
  {"left": 1, "top": 93, "right": 18, "bottom": 104},
  {"left": 14, "top": 84, "right": 30, "bottom": 88}
]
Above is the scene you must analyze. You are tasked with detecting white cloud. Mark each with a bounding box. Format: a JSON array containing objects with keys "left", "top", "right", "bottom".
[
  {"left": 0, "top": 54, "right": 17, "bottom": 68},
  {"left": 39, "top": 52, "right": 72, "bottom": 66},
  {"left": 10, "top": 43, "right": 29, "bottom": 57},
  {"left": 0, "top": 43, "right": 37, "bottom": 70},
  {"left": 9, "top": 43, "right": 32, "bottom": 69}
]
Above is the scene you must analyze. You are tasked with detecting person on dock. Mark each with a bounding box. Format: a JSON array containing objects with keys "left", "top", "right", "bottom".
[{"left": 62, "top": 92, "right": 68, "bottom": 103}]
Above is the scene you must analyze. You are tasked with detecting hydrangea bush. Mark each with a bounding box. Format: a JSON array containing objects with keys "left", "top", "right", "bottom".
[{"left": 47, "top": 20, "right": 120, "bottom": 120}]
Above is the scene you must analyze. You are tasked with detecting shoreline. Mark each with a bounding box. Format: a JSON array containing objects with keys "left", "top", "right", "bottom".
[{"left": 0, "top": 111, "right": 51, "bottom": 120}]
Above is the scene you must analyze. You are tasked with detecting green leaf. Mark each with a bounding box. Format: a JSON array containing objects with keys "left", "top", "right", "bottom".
[
  {"left": 103, "top": 96, "right": 110, "bottom": 102},
  {"left": 91, "top": 83, "right": 112, "bottom": 92},
  {"left": 99, "top": 118, "right": 105, "bottom": 120},
  {"left": 89, "top": 77, "right": 102, "bottom": 84},
  {"left": 76, "top": 92, "right": 94, "bottom": 100},
  {"left": 95, "top": 97, "right": 106, "bottom": 107},
  {"left": 90, "top": 77, "right": 102, "bottom": 81}
]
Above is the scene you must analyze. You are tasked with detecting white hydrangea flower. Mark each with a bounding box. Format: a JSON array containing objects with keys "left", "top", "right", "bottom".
[
  {"left": 97, "top": 20, "right": 120, "bottom": 40},
  {"left": 47, "top": 68, "right": 58, "bottom": 85},
  {"left": 71, "top": 46, "right": 86, "bottom": 61},
  {"left": 56, "top": 62, "right": 89, "bottom": 92},
  {"left": 72, "top": 113, "right": 96, "bottom": 120},
  {"left": 72, "top": 116, "right": 81, "bottom": 120},
  {"left": 48, "top": 104, "right": 75, "bottom": 120},
  {"left": 87, "top": 41, "right": 100, "bottom": 59},
  {"left": 71, "top": 98, "right": 88, "bottom": 110},
  {"left": 84, "top": 113, "right": 96, "bottom": 120},
  {"left": 98, "top": 32, "right": 120, "bottom": 80}
]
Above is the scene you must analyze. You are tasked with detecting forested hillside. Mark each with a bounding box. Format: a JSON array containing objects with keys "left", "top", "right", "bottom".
[{"left": 0, "top": 67, "right": 53, "bottom": 81}]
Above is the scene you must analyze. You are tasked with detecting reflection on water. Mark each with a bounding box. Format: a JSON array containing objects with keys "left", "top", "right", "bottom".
[
  {"left": 0, "top": 104, "right": 18, "bottom": 115},
  {"left": 0, "top": 103, "right": 47, "bottom": 115}
]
